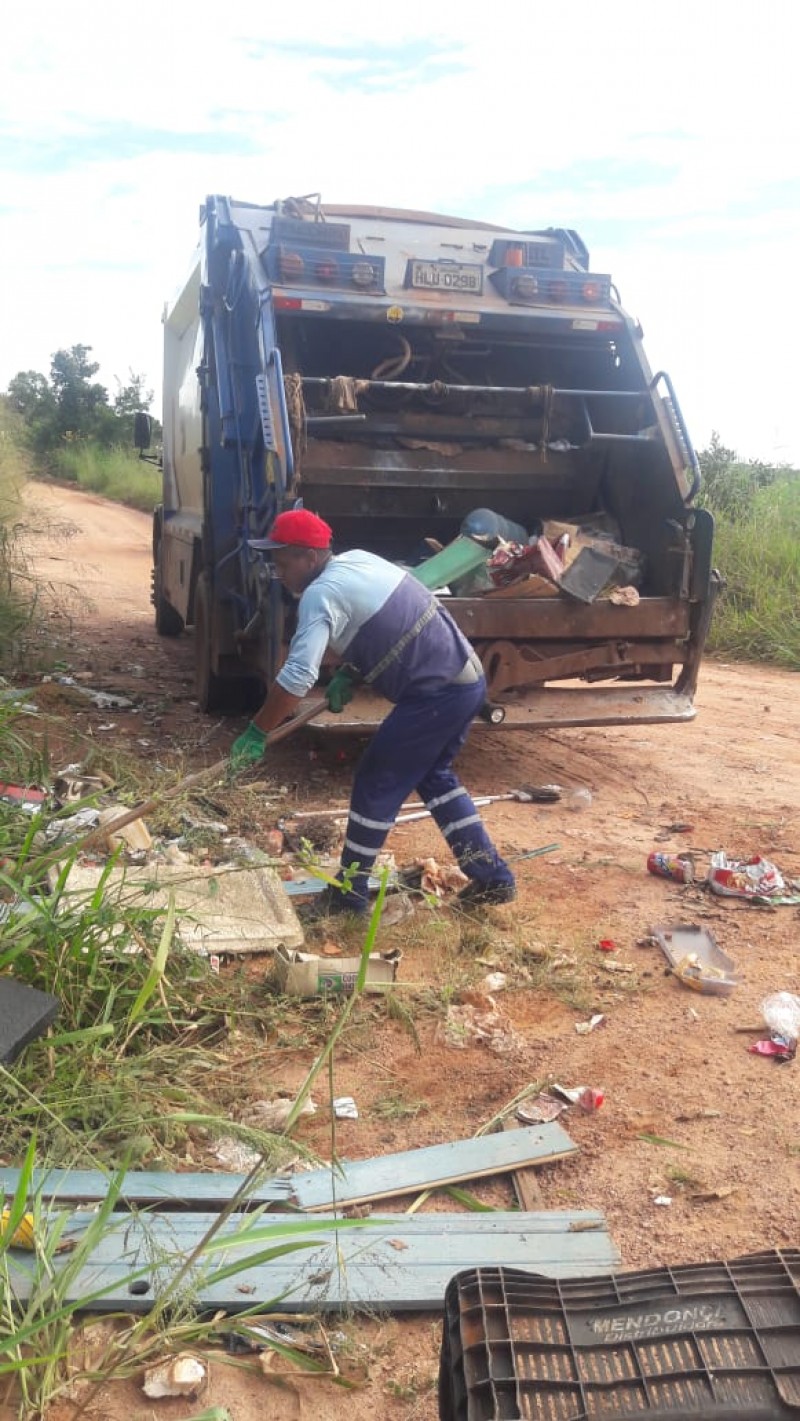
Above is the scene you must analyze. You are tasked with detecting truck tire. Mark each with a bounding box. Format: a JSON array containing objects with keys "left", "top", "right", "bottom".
[
  {"left": 194, "top": 572, "right": 226, "bottom": 712},
  {"left": 153, "top": 551, "right": 184, "bottom": 638}
]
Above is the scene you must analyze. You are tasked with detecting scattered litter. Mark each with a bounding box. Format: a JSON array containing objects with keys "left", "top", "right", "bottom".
[
  {"left": 748, "top": 992, "right": 800, "bottom": 1062},
  {"left": 761, "top": 991, "right": 800, "bottom": 1042},
  {"left": 53, "top": 766, "right": 112, "bottom": 802},
  {"left": 142, "top": 1353, "right": 207, "bottom": 1399},
  {"left": 248, "top": 1097, "right": 317, "bottom": 1132},
  {"left": 56, "top": 860, "right": 304, "bottom": 956},
  {"left": 575, "top": 1013, "right": 606, "bottom": 1035},
  {"left": 98, "top": 804, "right": 152, "bottom": 852},
  {"left": 274, "top": 944, "right": 401, "bottom": 996},
  {"left": 282, "top": 815, "right": 342, "bottom": 853},
  {"left": 648, "top": 851, "right": 694, "bottom": 884},
  {"left": 690, "top": 1186, "right": 734, "bottom": 1204},
  {"left": 181, "top": 813, "right": 229, "bottom": 837},
  {"left": 602, "top": 960, "right": 634, "bottom": 974},
  {"left": 417, "top": 857, "right": 471, "bottom": 898},
  {"left": 597, "top": 938, "right": 617, "bottom": 952},
  {"left": 708, "top": 852, "right": 784, "bottom": 899},
  {"left": 0, "top": 782, "right": 47, "bottom": 813},
  {"left": 380, "top": 892, "right": 415, "bottom": 926},
  {"left": 43, "top": 807, "right": 101, "bottom": 842},
  {"left": 749, "top": 1039, "right": 796, "bottom": 1061},
  {"left": 211, "top": 1137, "right": 263, "bottom": 1172},
  {"left": 608, "top": 585, "right": 640, "bottom": 607},
  {"left": 47, "top": 675, "right": 134, "bottom": 711},
  {"left": 550, "top": 1084, "right": 605, "bottom": 1112},
  {"left": 653, "top": 1195, "right": 673, "bottom": 1207},
  {"left": 443, "top": 994, "right": 522, "bottom": 1055},
  {"left": 1, "top": 1207, "right": 37, "bottom": 1249},
  {"left": 387, "top": 1238, "right": 409, "bottom": 1251},
  {"left": 566, "top": 787, "right": 593, "bottom": 812},
  {"left": 651, "top": 923, "right": 739, "bottom": 996},
  {"left": 0, "top": 977, "right": 59, "bottom": 1064},
  {"left": 483, "top": 972, "right": 508, "bottom": 993},
  {"left": 667, "top": 821, "right": 695, "bottom": 834},
  {"left": 516, "top": 1094, "right": 567, "bottom": 1125},
  {"left": 333, "top": 1096, "right": 359, "bottom": 1120}
]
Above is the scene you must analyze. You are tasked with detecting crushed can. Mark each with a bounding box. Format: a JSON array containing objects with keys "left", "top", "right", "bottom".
[{"left": 647, "top": 851, "right": 694, "bottom": 884}]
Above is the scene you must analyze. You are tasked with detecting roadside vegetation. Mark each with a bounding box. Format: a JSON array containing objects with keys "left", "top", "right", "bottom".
[
  {"left": 698, "top": 433, "right": 800, "bottom": 668},
  {"left": 2, "top": 344, "right": 161, "bottom": 513}
]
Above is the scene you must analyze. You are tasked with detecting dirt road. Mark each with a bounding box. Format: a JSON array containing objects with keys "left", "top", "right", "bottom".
[{"left": 16, "top": 483, "right": 800, "bottom": 1421}]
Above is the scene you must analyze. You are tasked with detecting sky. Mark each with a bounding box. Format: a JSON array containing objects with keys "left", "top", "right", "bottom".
[{"left": 1, "top": 0, "right": 799, "bottom": 464}]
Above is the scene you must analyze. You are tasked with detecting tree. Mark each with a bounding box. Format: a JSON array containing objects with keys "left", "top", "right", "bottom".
[
  {"left": 697, "top": 431, "right": 784, "bottom": 518},
  {"left": 49, "top": 345, "right": 109, "bottom": 439},
  {"left": 4, "top": 345, "right": 157, "bottom": 456}
]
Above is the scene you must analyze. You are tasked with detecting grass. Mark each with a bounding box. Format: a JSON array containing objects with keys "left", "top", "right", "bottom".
[
  {"left": 705, "top": 473, "right": 800, "bottom": 667},
  {"left": 52, "top": 442, "right": 161, "bottom": 513},
  {"left": 0, "top": 705, "right": 389, "bottom": 1414},
  {"left": 0, "top": 409, "right": 37, "bottom": 668}
]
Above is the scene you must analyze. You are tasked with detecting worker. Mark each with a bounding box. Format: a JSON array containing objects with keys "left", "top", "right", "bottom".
[{"left": 230, "top": 510, "right": 515, "bottom": 915}]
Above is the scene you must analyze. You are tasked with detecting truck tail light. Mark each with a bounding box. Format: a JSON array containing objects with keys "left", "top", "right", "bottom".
[
  {"left": 505, "top": 245, "right": 525, "bottom": 267},
  {"left": 315, "top": 258, "right": 339, "bottom": 282},
  {"left": 351, "top": 261, "right": 378, "bottom": 288},
  {"left": 279, "top": 251, "right": 305, "bottom": 281},
  {"left": 581, "top": 279, "right": 603, "bottom": 302}
]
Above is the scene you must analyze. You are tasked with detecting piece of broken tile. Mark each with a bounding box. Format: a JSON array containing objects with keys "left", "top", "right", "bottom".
[{"left": 52, "top": 860, "right": 304, "bottom": 954}]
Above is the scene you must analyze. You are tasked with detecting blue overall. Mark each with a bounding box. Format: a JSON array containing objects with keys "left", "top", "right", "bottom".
[
  {"left": 274, "top": 549, "right": 514, "bottom": 911},
  {"left": 340, "top": 674, "right": 514, "bottom": 911}
]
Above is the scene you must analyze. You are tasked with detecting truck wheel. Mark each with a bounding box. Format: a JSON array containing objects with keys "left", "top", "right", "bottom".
[
  {"left": 194, "top": 572, "right": 226, "bottom": 712},
  {"left": 153, "top": 549, "right": 184, "bottom": 638}
]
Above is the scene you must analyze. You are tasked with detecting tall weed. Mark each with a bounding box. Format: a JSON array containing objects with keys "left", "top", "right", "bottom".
[{"left": 706, "top": 477, "right": 800, "bottom": 666}]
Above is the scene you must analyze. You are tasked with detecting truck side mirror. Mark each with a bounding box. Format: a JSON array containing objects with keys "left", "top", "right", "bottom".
[{"left": 134, "top": 411, "right": 152, "bottom": 451}]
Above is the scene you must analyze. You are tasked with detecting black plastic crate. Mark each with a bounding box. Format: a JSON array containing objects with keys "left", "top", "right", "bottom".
[{"left": 440, "top": 1251, "right": 800, "bottom": 1420}]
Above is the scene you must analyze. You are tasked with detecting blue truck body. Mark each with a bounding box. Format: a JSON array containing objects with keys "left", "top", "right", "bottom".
[{"left": 152, "top": 194, "right": 718, "bottom": 729}]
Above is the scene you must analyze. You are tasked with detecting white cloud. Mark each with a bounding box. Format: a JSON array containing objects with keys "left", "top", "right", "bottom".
[{"left": 1, "top": 0, "right": 799, "bottom": 460}]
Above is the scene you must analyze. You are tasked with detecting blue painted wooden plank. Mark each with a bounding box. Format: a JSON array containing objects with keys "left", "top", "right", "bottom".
[
  {"left": 292, "top": 1123, "right": 578, "bottom": 1210},
  {"left": 1, "top": 1123, "right": 577, "bottom": 1213},
  {"left": 0, "top": 1167, "right": 291, "bottom": 1209},
  {"left": 6, "top": 1211, "right": 618, "bottom": 1313}
]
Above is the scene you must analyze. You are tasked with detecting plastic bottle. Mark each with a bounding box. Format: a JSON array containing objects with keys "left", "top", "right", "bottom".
[{"left": 567, "top": 787, "right": 593, "bottom": 812}]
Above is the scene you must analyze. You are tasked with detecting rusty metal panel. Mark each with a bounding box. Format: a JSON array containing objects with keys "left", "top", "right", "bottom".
[{"left": 448, "top": 596, "right": 689, "bottom": 640}]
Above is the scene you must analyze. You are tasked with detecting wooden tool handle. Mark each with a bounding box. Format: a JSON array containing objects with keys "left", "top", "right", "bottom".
[{"left": 50, "top": 696, "right": 329, "bottom": 862}]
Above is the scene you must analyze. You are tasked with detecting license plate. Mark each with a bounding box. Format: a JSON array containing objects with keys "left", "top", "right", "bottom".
[{"left": 409, "top": 260, "right": 483, "bottom": 294}]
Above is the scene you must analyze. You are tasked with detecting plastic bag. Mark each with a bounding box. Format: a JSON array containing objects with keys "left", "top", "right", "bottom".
[
  {"left": 707, "top": 852, "right": 784, "bottom": 898},
  {"left": 761, "top": 991, "right": 800, "bottom": 1044}
]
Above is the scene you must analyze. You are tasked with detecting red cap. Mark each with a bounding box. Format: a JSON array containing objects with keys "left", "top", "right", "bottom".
[{"left": 251, "top": 509, "right": 333, "bottom": 551}]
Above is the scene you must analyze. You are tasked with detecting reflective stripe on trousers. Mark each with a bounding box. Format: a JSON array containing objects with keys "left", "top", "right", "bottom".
[{"left": 338, "top": 677, "right": 514, "bottom": 910}]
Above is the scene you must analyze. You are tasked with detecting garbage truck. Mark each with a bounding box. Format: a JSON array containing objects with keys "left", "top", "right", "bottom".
[{"left": 149, "top": 193, "right": 719, "bottom": 728}]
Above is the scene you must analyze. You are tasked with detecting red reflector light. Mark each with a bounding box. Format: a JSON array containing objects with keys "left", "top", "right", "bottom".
[
  {"left": 273, "top": 295, "right": 303, "bottom": 311},
  {"left": 315, "top": 258, "right": 338, "bottom": 282},
  {"left": 279, "top": 251, "right": 304, "bottom": 280},
  {"left": 351, "top": 260, "right": 377, "bottom": 288},
  {"left": 582, "top": 280, "right": 603, "bottom": 302}
]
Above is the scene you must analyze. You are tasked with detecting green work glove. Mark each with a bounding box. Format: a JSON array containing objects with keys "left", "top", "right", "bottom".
[
  {"left": 325, "top": 668, "right": 356, "bottom": 714},
  {"left": 229, "top": 722, "right": 268, "bottom": 775}
]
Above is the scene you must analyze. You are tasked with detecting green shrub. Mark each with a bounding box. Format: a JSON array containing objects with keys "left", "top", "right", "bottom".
[
  {"left": 707, "top": 477, "right": 800, "bottom": 667},
  {"left": 52, "top": 442, "right": 160, "bottom": 512}
]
